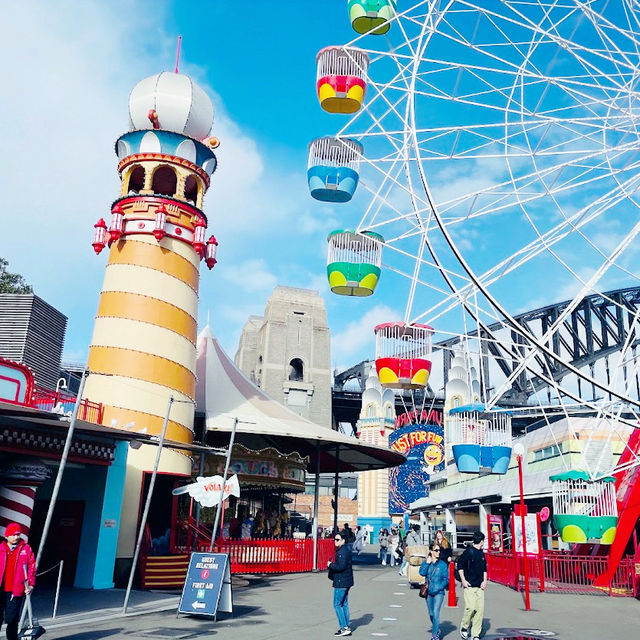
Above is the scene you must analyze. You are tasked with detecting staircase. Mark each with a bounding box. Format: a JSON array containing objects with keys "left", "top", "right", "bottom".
[{"left": 141, "top": 554, "right": 189, "bottom": 589}]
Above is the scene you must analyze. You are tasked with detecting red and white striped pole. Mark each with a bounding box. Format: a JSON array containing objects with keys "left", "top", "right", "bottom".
[
  {"left": 0, "top": 460, "right": 48, "bottom": 538},
  {"left": 0, "top": 484, "right": 38, "bottom": 537}
]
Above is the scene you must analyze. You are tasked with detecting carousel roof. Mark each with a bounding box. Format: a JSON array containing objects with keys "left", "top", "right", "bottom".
[{"left": 195, "top": 326, "right": 405, "bottom": 473}]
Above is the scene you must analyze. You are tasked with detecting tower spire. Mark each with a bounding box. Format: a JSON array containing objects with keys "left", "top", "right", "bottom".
[{"left": 174, "top": 35, "right": 182, "bottom": 73}]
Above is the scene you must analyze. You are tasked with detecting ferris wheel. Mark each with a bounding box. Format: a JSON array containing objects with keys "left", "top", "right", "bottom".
[{"left": 309, "top": 0, "right": 640, "bottom": 497}]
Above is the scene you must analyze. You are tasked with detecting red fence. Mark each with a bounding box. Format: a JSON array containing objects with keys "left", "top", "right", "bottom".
[
  {"left": 171, "top": 520, "right": 335, "bottom": 574},
  {"left": 31, "top": 386, "right": 103, "bottom": 424},
  {"left": 487, "top": 551, "right": 637, "bottom": 597}
]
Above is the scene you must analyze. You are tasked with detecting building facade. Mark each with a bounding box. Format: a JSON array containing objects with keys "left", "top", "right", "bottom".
[
  {"left": 235, "top": 286, "right": 332, "bottom": 428},
  {"left": 0, "top": 294, "right": 67, "bottom": 390}
]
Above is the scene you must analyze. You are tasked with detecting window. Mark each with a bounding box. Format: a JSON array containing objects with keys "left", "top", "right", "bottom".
[
  {"left": 367, "top": 403, "right": 375, "bottom": 417},
  {"left": 289, "top": 358, "right": 304, "bottom": 382},
  {"left": 184, "top": 175, "right": 198, "bottom": 204},
  {"left": 152, "top": 165, "right": 177, "bottom": 196},
  {"left": 385, "top": 404, "right": 394, "bottom": 419},
  {"left": 127, "top": 166, "right": 145, "bottom": 193},
  {"left": 534, "top": 444, "right": 562, "bottom": 461}
]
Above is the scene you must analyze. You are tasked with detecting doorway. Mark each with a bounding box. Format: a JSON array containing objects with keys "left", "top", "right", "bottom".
[{"left": 30, "top": 500, "right": 85, "bottom": 585}]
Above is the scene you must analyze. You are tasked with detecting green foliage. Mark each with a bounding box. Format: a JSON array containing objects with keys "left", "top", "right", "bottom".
[{"left": 0, "top": 258, "right": 33, "bottom": 294}]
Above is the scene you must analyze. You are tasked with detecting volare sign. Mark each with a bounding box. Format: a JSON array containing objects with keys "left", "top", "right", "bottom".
[
  {"left": 178, "top": 552, "right": 232, "bottom": 619},
  {"left": 172, "top": 474, "right": 240, "bottom": 508}
]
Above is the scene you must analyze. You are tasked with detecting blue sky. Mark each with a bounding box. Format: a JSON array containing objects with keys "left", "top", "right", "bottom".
[
  {"left": 3, "top": 0, "right": 640, "bottom": 383},
  {"left": 1, "top": 1, "right": 387, "bottom": 371}
]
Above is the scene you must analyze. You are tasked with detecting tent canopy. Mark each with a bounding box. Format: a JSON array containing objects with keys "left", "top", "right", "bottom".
[{"left": 196, "top": 326, "right": 405, "bottom": 473}]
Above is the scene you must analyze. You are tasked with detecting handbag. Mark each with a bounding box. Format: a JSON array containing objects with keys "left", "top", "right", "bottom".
[
  {"left": 418, "top": 580, "right": 429, "bottom": 598},
  {"left": 18, "top": 592, "right": 46, "bottom": 640}
]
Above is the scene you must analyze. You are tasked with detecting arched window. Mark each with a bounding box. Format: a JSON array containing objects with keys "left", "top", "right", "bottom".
[
  {"left": 184, "top": 175, "right": 198, "bottom": 204},
  {"left": 385, "top": 404, "right": 394, "bottom": 419},
  {"left": 152, "top": 165, "right": 177, "bottom": 197},
  {"left": 288, "top": 358, "right": 304, "bottom": 382},
  {"left": 127, "top": 166, "right": 145, "bottom": 194},
  {"left": 453, "top": 395, "right": 461, "bottom": 408},
  {"left": 367, "top": 403, "right": 375, "bottom": 418}
]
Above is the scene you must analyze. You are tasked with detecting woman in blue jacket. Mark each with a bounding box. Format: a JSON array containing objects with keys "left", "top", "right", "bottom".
[
  {"left": 328, "top": 532, "right": 354, "bottom": 637},
  {"left": 419, "top": 543, "right": 449, "bottom": 640}
]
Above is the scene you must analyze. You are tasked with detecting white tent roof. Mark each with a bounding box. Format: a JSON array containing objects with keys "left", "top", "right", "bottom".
[{"left": 196, "top": 326, "right": 405, "bottom": 472}]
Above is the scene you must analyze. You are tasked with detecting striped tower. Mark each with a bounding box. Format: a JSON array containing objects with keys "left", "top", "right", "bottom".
[
  {"left": 86, "top": 72, "right": 219, "bottom": 557},
  {"left": 0, "top": 460, "right": 48, "bottom": 537}
]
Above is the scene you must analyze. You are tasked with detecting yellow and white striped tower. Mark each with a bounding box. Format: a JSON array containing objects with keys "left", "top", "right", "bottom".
[{"left": 86, "top": 71, "right": 219, "bottom": 557}]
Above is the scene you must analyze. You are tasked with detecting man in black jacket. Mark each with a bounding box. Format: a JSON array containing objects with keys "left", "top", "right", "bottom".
[
  {"left": 328, "top": 532, "right": 354, "bottom": 637},
  {"left": 456, "top": 531, "right": 487, "bottom": 640}
]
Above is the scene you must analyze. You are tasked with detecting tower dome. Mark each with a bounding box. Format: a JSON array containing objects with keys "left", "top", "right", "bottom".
[{"left": 128, "top": 72, "right": 214, "bottom": 140}]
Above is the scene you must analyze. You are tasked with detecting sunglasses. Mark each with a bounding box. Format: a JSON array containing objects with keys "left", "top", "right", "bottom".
[
  {"left": 432, "top": 548, "right": 440, "bottom": 552},
  {"left": 334, "top": 537, "right": 343, "bottom": 541}
]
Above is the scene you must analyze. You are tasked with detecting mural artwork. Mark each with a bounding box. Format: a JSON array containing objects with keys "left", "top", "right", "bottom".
[{"left": 388, "top": 422, "right": 445, "bottom": 514}]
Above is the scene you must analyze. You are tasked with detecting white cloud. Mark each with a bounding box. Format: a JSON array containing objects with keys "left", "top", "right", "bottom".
[
  {"left": 0, "top": 1, "right": 316, "bottom": 361},
  {"left": 332, "top": 304, "right": 398, "bottom": 368},
  {"left": 221, "top": 258, "right": 278, "bottom": 294}
]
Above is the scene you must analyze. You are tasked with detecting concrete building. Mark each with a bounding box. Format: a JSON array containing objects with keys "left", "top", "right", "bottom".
[
  {"left": 235, "top": 286, "right": 332, "bottom": 428},
  {"left": 0, "top": 293, "right": 67, "bottom": 390}
]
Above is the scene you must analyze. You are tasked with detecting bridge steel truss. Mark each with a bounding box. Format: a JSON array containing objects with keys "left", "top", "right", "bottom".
[
  {"left": 438, "top": 286, "right": 640, "bottom": 406},
  {"left": 333, "top": 286, "right": 640, "bottom": 408}
]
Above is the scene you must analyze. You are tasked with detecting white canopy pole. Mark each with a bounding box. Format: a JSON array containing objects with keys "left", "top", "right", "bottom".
[
  {"left": 123, "top": 394, "right": 173, "bottom": 614},
  {"left": 312, "top": 442, "right": 321, "bottom": 571},
  {"left": 209, "top": 417, "right": 238, "bottom": 551}
]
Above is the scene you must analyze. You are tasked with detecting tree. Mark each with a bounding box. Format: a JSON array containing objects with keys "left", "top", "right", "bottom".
[{"left": 0, "top": 258, "right": 33, "bottom": 294}]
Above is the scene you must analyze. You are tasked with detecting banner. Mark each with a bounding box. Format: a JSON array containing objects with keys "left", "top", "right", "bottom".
[{"left": 388, "top": 422, "right": 445, "bottom": 514}]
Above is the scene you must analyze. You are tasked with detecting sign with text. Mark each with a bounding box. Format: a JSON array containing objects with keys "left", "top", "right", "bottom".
[
  {"left": 178, "top": 553, "right": 232, "bottom": 618},
  {"left": 388, "top": 422, "right": 445, "bottom": 514},
  {"left": 172, "top": 474, "right": 240, "bottom": 507},
  {"left": 512, "top": 513, "right": 541, "bottom": 556}
]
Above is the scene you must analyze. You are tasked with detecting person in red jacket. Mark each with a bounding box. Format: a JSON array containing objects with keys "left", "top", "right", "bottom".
[{"left": 0, "top": 523, "right": 36, "bottom": 640}]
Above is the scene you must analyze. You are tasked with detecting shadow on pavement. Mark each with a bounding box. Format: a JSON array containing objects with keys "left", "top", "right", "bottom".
[
  {"left": 49, "top": 629, "right": 123, "bottom": 640},
  {"left": 351, "top": 612, "right": 374, "bottom": 629},
  {"left": 438, "top": 620, "right": 456, "bottom": 638}
]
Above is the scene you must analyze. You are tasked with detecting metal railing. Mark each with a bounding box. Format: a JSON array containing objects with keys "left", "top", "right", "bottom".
[
  {"left": 31, "top": 386, "right": 103, "bottom": 424},
  {"left": 486, "top": 551, "right": 637, "bottom": 597}
]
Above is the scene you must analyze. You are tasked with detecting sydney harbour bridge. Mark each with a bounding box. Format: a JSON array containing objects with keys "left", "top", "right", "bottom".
[{"left": 332, "top": 286, "right": 640, "bottom": 435}]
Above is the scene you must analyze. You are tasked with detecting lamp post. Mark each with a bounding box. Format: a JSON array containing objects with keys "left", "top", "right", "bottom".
[{"left": 513, "top": 442, "right": 530, "bottom": 611}]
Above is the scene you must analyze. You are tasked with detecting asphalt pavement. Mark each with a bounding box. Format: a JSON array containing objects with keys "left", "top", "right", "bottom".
[{"left": 32, "top": 547, "right": 638, "bottom": 640}]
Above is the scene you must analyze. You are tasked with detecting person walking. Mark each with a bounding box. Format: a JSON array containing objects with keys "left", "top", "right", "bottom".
[
  {"left": 434, "top": 529, "right": 452, "bottom": 564},
  {"left": 0, "top": 523, "right": 36, "bottom": 640},
  {"left": 388, "top": 527, "right": 400, "bottom": 567},
  {"left": 457, "top": 531, "right": 488, "bottom": 640},
  {"left": 353, "top": 526, "right": 364, "bottom": 555},
  {"left": 400, "top": 523, "right": 422, "bottom": 575},
  {"left": 378, "top": 528, "right": 390, "bottom": 565},
  {"left": 328, "top": 531, "right": 354, "bottom": 637},
  {"left": 419, "top": 542, "right": 449, "bottom": 640}
]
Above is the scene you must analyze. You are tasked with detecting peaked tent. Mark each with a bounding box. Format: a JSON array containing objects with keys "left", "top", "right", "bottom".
[{"left": 196, "top": 326, "right": 405, "bottom": 472}]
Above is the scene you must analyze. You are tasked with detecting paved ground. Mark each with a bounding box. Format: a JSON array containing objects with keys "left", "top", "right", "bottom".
[{"left": 27, "top": 548, "right": 638, "bottom": 640}]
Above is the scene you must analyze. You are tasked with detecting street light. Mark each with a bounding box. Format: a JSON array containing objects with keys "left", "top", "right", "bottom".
[{"left": 512, "top": 442, "right": 530, "bottom": 611}]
